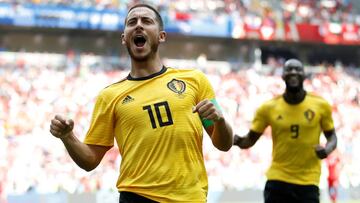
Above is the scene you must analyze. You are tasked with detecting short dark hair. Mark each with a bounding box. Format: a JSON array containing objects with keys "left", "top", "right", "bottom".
[
  {"left": 125, "top": 4, "right": 164, "bottom": 31},
  {"left": 284, "top": 59, "right": 303, "bottom": 70}
]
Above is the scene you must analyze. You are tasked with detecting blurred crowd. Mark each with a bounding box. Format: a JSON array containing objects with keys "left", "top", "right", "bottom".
[
  {"left": 0, "top": 0, "right": 358, "bottom": 25},
  {"left": 0, "top": 51, "right": 360, "bottom": 201}
]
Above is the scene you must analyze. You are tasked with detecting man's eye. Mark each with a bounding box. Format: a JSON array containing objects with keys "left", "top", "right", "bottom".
[
  {"left": 127, "top": 20, "right": 136, "bottom": 25},
  {"left": 142, "top": 19, "right": 153, "bottom": 24}
]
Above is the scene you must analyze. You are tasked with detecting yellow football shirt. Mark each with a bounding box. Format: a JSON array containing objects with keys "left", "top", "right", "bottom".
[
  {"left": 251, "top": 93, "right": 334, "bottom": 185},
  {"left": 84, "top": 66, "right": 215, "bottom": 202}
]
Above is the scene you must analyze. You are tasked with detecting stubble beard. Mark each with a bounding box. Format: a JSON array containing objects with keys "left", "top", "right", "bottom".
[{"left": 127, "top": 42, "right": 159, "bottom": 62}]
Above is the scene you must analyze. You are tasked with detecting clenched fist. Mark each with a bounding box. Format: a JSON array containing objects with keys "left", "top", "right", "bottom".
[
  {"left": 193, "top": 99, "right": 224, "bottom": 122},
  {"left": 50, "top": 115, "right": 74, "bottom": 139},
  {"left": 314, "top": 145, "right": 328, "bottom": 159}
]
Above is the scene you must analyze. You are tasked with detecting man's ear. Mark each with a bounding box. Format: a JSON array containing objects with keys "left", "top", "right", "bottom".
[
  {"left": 121, "top": 33, "right": 125, "bottom": 45},
  {"left": 159, "top": 31, "right": 167, "bottom": 43}
]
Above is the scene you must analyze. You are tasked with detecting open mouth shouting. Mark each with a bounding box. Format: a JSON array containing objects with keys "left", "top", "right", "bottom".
[
  {"left": 287, "top": 75, "right": 300, "bottom": 85},
  {"left": 134, "top": 35, "right": 147, "bottom": 49}
]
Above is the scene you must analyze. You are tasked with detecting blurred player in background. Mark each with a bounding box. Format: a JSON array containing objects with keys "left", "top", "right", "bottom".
[
  {"left": 49, "top": 3, "right": 233, "bottom": 203},
  {"left": 233, "top": 58, "right": 337, "bottom": 203}
]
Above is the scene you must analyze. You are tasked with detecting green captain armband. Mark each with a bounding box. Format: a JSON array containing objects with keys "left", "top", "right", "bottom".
[
  {"left": 201, "top": 99, "right": 222, "bottom": 128},
  {"left": 202, "top": 118, "right": 214, "bottom": 128}
]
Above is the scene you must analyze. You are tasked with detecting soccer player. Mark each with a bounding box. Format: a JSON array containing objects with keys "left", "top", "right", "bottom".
[
  {"left": 49, "top": 3, "right": 233, "bottom": 203},
  {"left": 233, "top": 59, "right": 337, "bottom": 203}
]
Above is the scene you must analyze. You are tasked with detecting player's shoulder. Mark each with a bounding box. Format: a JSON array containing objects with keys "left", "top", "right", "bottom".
[
  {"left": 166, "top": 66, "right": 204, "bottom": 76},
  {"left": 105, "top": 76, "right": 127, "bottom": 89},
  {"left": 255, "top": 95, "right": 282, "bottom": 111},
  {"left": 165, "top": 67, "right": 208, "bottom": 85},
  {"left": 306, "top": 92, "right": 333, "bottom": 110},
  {"left": 265, "top": 94, "right": 283, "bottom": 105},
  {"left": 97, "top": 76, "right": 128, "bottom": 98},
  {"left": 306, "top": 92, "right": 330, "bottom": 103},
  {"left": 272, "top": 94, "right": 283, "bottom": 101}
]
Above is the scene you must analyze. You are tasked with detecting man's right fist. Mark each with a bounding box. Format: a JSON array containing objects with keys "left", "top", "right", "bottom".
[{"left": 50, "top": 115, "right": 74, "bottom": 139}]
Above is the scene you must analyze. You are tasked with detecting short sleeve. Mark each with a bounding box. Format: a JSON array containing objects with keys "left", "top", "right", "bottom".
[
  {"left": 250, "top": 103, "right": 269, "bottom": 134},
  {"left": 321, "top": 101, "right": 335, "bottom": 131},
  {"left": 194, "top": 71, "right": 218, "bottom": 128},
  {"left": 196, "top": 70, "right": 216, "bottom": 103},
  {"left": 84, "top": 94, "right": 115, "bottom": 146}
]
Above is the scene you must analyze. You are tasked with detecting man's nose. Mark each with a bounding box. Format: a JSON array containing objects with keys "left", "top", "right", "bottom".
[
  {"left": 289, "top": 68, "right": 298, "bottom": 74},
  {"left": 135, "top": 20, "right": 144, "bottom": 29}
]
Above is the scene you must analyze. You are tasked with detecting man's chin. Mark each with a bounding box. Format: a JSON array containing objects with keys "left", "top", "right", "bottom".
[
  {"left": 132, "top": 55, "right": 148, "bottom": 61},
  {"left": 129, "top": 52, "right": 149, "bottom": 61},
  {"left": 287, "top": 85, "right": 301, "bottom": 93},
  {"left": 127, "top": 44, "right": 158, "bottom": 62}
]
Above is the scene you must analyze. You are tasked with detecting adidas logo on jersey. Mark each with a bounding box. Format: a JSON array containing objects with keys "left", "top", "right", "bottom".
[
  {"left": 122, "top": 95, "right": 134, "bottom": 104},
  {"left": 276, "top": 115, "right": 283, "bottom": 120}
]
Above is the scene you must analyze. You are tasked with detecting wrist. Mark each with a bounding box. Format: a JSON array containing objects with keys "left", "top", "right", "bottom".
[
  {"left": 233, "top": 135, "right": 241, "bottom": 146},
  {"left": 60, "top": 132, "right": 72, "bottom": 141},
  {"left": 214, "top": 115, "right": 225, "bottom": 123},
  {"left": 325, "top": 143, "right": 335, "bottom": 154},
  {"left": 325, "top": 146, "right": 333, "bottom": 156}
]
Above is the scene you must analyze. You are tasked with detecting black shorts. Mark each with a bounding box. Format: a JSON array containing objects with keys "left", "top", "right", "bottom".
[
  {"left": 264, "top": 180, "right": 319, "bottom": 203},
  {"left": 119, "top": 191, "right": 159, "bottom": 203}
]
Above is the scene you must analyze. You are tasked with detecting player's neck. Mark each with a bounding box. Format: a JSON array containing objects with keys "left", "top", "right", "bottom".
[
  {"left": 130, "top": 57, "right": 163, "bottom": 78},
  {"left": 283, "top": 89, "right": 306, "bottom": 104}
]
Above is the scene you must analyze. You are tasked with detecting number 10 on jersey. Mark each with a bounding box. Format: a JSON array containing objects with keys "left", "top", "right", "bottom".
[{"left": 143, "top": 101, "right": 174, "bottom": 129}]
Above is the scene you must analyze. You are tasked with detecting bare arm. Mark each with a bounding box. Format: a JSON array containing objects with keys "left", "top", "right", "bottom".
[
  {"left": 205, "top": 117, "right": 233, "bottom": 151},
  {"left": 315, "top": 129, "right": 337, "bottom": 159},
  {"left": 60, "top": 133, "right": 111, "bottom": 171},
  {"left": 50, "top": 115, "right": 112, "bottom": 171},
  {"left": 194, "top": 99, "right": 233, "bottom": 151},
  {"left": 233, "top": 130, "right": 262, "bottom": 149}
]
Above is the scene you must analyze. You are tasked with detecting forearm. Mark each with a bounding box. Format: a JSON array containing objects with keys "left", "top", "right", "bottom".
[
  {"left": 211, "top": 118, "right": 233, "bottom": 151},
  {"left": 325, "top": 134, "right": 337, "bottom": 154},
  {"left": 233, "top": 130, "right": 261, "bottom": 149},
  {"left": 233, "top": 135, "right": 253, "bottom": 149},
  {"left": 60, "top": 133, "right": 99, "bottom": 171}
]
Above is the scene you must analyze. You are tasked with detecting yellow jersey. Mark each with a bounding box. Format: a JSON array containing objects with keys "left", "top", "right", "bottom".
[
  {"left": 84, "top": 66, "right": 215, "bottom": 202},
  {"left": 251, "top": 93, "right": 334, "bottom": 185}
]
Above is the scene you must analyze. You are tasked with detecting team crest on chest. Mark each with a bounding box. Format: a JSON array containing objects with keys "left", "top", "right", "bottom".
[
  {"left": 304, "top": 109, "right": 315, "bottom": 122},
  {"left": 167, "top": 79, "right": 186, "bottom": 96}
]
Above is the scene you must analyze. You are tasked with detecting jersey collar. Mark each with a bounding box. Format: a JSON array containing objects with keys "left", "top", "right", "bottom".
[{"left": 127, "top": 66, "right": 167, "bottom": 81}]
